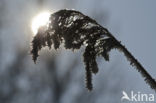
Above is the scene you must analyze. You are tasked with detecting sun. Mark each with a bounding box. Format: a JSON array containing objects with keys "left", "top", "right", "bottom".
[{"left": 31, "top": 12, "right": 51, "bottom": 35}]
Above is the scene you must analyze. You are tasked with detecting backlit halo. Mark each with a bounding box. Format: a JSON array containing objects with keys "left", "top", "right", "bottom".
[{"left": 31, "top": 12, "right": 50, "bottom": 35}]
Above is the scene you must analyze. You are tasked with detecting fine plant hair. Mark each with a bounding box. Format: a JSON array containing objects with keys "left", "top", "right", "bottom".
[{"left": 31, "top": 9, "right": 156, "bottom": 91}]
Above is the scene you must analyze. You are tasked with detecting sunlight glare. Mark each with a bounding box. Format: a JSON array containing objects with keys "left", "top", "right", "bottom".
[{"left": 31, "top": 12, "right": 50, "bottom": 35}]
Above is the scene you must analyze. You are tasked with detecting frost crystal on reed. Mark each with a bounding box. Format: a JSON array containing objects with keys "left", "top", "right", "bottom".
[{"left": 31, "top": 9, "right": 156, "bottom": 91}]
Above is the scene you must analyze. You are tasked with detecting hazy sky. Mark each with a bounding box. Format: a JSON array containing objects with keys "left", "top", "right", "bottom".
[{"left": 0, "top": 0, "right": 156, "bottom": 102}]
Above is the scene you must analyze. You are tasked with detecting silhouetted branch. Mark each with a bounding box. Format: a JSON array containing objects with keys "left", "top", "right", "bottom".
[{"left": 31, "top": 9, "right": 156, "bottom": 91}]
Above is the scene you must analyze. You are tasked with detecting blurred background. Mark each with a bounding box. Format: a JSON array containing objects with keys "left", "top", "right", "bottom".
[{"left": 0, "top": 0, "right": 156, "bottom": 103}]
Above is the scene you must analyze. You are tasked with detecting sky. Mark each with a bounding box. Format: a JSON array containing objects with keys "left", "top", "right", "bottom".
[{"left": 0, "top": 0, "right": 156, "bottom": 103}]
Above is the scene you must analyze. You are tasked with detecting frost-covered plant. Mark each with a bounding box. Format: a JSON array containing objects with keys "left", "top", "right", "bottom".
[{"left": 31, "top": 9, "right": 156, "bottom": 91}]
